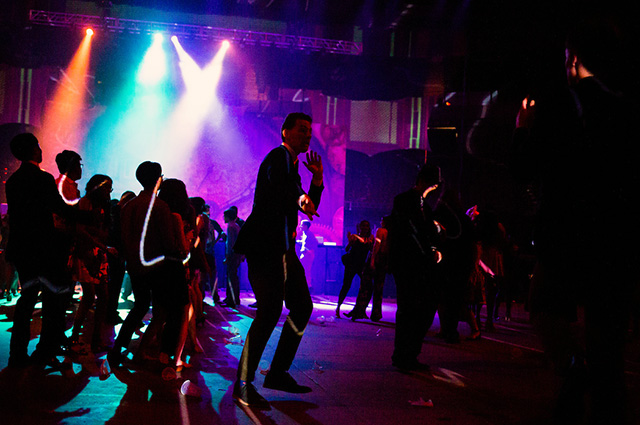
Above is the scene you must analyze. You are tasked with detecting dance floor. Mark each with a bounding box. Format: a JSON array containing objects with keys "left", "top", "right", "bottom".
[{"left": 1, "top": 290, "right": 639, "bottom": 425}]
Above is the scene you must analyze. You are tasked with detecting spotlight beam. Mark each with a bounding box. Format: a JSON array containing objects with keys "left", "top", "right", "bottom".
[
  {"left": 137, "top": 33, "right": 167, "bottom": 85},
  {"left": 171, "top": 36, "right": 202, "bottom": 91},
  {"left": 39, "top": 30, "right": 93, "bottom": 173},
  {"left": 156, "top": 40, "right": 230, "bottom": 178}
]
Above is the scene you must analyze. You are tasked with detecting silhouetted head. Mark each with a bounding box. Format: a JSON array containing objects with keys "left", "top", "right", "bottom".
[
  {"left": 565, "top": 17, "right": 623, "bottom": 86},
  {"left": 416, "top": 164, "right": 442, "bottom": 188},
  {"left": 223, "top": 207, "right": 237, "bottom": 224},
  {"left": 281, "top": 112, "right": 313, "bottom": 155},
  {"left": 85, "top": 174, "right": 113, "bottom": 206},
  {"left": 357, "top": 220, "right": 371, "bottom": 237},
  {"left": 10, "top": 133, "right": 42, "bottom": 163},
  {"left": 380, "top": 216, "right": 390, "bottom": 228},
  {"left": 135, "top": 161, "right": 162, "bottom": 190},
  {"left": 190, "top": 197, "right": 206, "bottom": 215},
  {"left": 159, "top": 178, "right": 192, "bottom": 222},
  {"left": 119, "top": 191, "right": 136, "bottom": 207},
  {"left": 55, "top": 150, "right": 82, "bottom": 180}
]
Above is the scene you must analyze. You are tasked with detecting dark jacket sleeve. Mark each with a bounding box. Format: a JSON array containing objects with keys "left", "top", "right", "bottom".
[
  {"left": 308, "top": 181, "right": 323, "bottom": 212},
  {"left": 234, "top": 146, "right": 323, "bottom": 256}
]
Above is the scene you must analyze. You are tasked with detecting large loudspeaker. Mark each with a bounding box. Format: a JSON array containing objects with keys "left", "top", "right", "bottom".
[
  {"left": 0, "top": 123, "right": 36, "bottom": 204},
  {"left": 427, "top": 128, "right": 458, "bottom": 156}
]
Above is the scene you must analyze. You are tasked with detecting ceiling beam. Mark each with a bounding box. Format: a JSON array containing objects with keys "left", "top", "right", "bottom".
[{"left": 28, "top": 9, "right": 363, "bottom": 56}]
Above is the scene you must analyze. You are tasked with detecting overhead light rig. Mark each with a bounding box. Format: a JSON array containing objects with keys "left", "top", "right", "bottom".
[{"left": 28, "top": 9, "right": 363, "bottom": 56}]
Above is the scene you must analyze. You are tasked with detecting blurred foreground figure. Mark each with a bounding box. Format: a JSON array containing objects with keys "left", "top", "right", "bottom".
[{"left": 513, "top": 18, "right": 640, "bottom": 425}]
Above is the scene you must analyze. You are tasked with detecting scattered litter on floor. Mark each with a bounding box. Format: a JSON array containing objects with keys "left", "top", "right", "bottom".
[
  {"left": 312, "top": 361, "right": 324, "bottom": 374},
  {"left": 376, "top": 328, "right": 382, "bottom": 336},
  {"left": 223, "top": 336, "right": 243, "bottom": 346},
  {"left": 99, "top": 359, "right": 111, "bottom": 379},
  {"left": 409, "top": 397, "right": 433, "bottom": 407},
  {"left": 180, "top": 380, "right": 202, "bottom": 397}
]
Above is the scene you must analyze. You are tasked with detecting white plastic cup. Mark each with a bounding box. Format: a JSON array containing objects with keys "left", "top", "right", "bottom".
[
  {"left": 100, "top": 359, "right": 111, "bottom": 377},
  {"left": 180, "top": 380, "right": 202, "bottom": 397}
]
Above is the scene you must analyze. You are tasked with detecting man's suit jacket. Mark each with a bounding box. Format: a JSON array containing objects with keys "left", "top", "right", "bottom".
[
  {"left": 5, "top": 162, "right": 83, "bottom": 282},
  {"left": 388, "top": 188, "right": 439, "bottom": 273},
  {"left": 234, "top": 145, "right": 323, "bottom": 258}
]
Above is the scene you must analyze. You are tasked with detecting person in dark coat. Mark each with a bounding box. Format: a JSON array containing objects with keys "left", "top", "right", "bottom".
[
  {"left": 513, "top": 18, "right": 640, "bottom": 424},
  {"left": 232, "top": 112, "right": 323, "bottom": 409},
  {"left": 434, "top": 188, "right": 479, "bottom": 343},
  {"left": 388, "top": 163, "right": 443, "bottom": 371},
  {"left": 5, "top": 133, "right": 88, "bottom": 368}
]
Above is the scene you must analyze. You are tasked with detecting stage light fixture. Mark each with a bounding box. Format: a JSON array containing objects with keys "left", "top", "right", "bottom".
[{"left": 86, "top": 28, "right": 94, "bottom": 36}]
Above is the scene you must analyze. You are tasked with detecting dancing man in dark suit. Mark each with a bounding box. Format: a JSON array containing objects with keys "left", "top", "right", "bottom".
[
  {"left": 5, "top": 133, "right": 88, "bottom": 368},
  {"left": 232, "top": 112, "right": 323, "bottom": 409},
  {"left": 388, "top": 164, "right": 443, "bottom": 371}
]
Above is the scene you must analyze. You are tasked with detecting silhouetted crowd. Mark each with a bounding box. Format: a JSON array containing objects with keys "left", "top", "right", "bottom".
[{"left": 1, "top": 135, "right": 230, "bottom": 373}]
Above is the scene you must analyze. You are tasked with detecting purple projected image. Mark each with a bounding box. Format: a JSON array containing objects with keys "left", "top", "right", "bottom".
[
  {"left": 186, "top": 112, "right": 345, "bottom": 245},
  {"left": 302, "top": 122, "right": 346, "bottom": 244}
]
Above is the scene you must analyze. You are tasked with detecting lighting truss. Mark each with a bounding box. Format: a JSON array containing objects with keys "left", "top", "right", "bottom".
[{"left": 28, "top": 10, "right": 363, "bottom": 56}]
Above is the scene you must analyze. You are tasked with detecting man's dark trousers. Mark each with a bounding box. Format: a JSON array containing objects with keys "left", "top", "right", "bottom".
[{"left": 237, "top": 248, "right": 313, "bottom": 382}]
